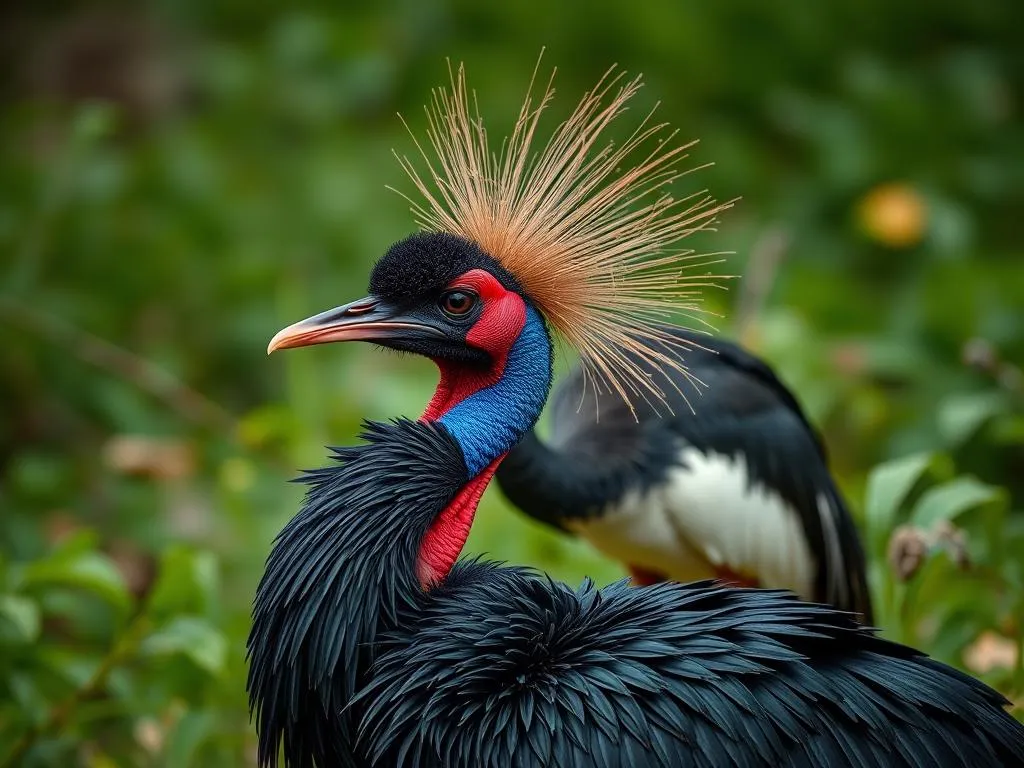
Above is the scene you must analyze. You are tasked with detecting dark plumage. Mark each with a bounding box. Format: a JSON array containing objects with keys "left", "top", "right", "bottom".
[
  {"left": 248, "top": 232, "right": 1024, "bottom": 768},
  {"left": 370, "top": 231, "right": 523, "bottom": 303},
  {"left": 496, "top": 328, "right": 875, "bottom": 622},
  {"left": 249, "top": 419, "right": 466, "bottom": 767},
  {"left": 249, "top": 67, "right": 1024, "bottom": 768},
  {"left": 362, "top": 570, "right": 1016, "bottom": 768},
  {"left": 251, "top": 417, "right": 1024, "bottom": 768}
]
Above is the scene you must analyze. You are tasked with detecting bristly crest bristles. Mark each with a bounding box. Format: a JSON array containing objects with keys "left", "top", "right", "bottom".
[{"left": 390, "top": 55, "right": 736, "bottom": 414}]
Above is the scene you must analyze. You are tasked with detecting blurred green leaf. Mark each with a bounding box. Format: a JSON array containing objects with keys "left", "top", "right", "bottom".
[
  {"left": 141, "top": 617, "right": 227, "bottom": 677},
  {"left": 7, "top": 452, "right": 70, "bottom": 502},
  {"left": 991, "top": 415, "right": 1024, "bottom": 445},
  {"left": 147, "top": 546, "right": 219, "bottom": 621},
  {"left": 20, "top": 547, "right": 131, "bottom": 616},
  {"left": 0, "top": 594, "right": 41, "bottom": 644},
  {"left": 861, "top": 339, "right": 934, "bottom": 380},
  {"left": 6, "top": 671, "right": 50, "bottom": 724},
  {"left": 910, "top": 478, "right": 1007, "bottom": 529},
  {"left": 70, "top": 103, "right": 118, "bottom": 146},
  {"left": 864, "top": 452, "right": 943, "bottom": 544},
  {"left": 165, "top": 711, "right": 215, "bottom": 768},
  {"left": 33, "top": 647, "right": 98, "bottom": 689},
  {"left": 938, "top": 391, "right": 1009, "bottom": 446}
]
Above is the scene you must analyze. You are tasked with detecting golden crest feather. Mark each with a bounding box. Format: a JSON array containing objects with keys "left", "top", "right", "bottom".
[{"left": 390, "top": 57, "right": 735, "bottom": 413}]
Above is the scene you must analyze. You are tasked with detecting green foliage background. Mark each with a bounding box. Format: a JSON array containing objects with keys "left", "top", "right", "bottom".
[{"left": 1, "top": 1, "right": 1022, "bottom": 765}]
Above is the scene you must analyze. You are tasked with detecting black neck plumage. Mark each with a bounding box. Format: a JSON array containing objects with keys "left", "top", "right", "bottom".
[
  {"left": 246, "top": 418, "right": 468, "bottom": 768},
  {"left": 495, "top": 423, "right": 679, "bottom": 528},
  {"left": 248, "top": 304, "right": 554, "bottom": 767}
]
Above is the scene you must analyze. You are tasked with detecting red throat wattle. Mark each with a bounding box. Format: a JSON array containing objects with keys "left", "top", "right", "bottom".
[
  {"left": 416, "top": 269, "right": 527, "bottom": 589},
  {"left": 415, "top": 455, "right": 504, "bottom": 588}
]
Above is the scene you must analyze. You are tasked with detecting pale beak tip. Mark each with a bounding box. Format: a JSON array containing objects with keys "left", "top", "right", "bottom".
[{"left": 266, "top": 329, "right": 288, "bottom": 355}]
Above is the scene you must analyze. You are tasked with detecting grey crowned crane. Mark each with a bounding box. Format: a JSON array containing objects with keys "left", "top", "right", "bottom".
[
  {"left": 247, "top": 63, "right": 1024, "bottom": 767},
  {"left": 495, "top": 328, "right": 875, "bottom": 623}
]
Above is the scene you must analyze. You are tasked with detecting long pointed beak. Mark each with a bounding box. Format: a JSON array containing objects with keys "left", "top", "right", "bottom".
[{"left": 267, "top": 296, "right": 444, "bottom": 354}]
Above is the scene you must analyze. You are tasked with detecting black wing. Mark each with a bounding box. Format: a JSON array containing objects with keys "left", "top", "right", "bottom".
[
  {"left": 499, "top": 327, "right": 873, "bottom": 621},
  {"left": 356, "top": 565, "right": 1024, "bottom": 767}
]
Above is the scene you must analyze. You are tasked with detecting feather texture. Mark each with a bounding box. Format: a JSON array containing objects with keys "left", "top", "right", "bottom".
[
  {"left": 247, "top": 419, "right": 468, "bottom": 768},
  {"left": 356, "top": 569, "right": 1023, "bottom": 767},
  {"left": 251, "top": 419, "right": 1024, "bottom": 767},
  {"left": 495, "top": 326, "right": 874, "bottom": 621},
  {"left": 392, "top": 57, "right": 734, "bottom": 411},
  {"left": 251, "top": 62, "right": 1024, "bottom": 768}
]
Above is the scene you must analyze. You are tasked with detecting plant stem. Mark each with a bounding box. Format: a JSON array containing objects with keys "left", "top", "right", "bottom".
[
  {"left": 0, "top": 298, "right": 234, "bottom": 433},
  {"left": 0, "top": 297, "right": 294, "bottom": 473},
  {"left": 734, "top": 225, "right": 790, "bottom": 347}
]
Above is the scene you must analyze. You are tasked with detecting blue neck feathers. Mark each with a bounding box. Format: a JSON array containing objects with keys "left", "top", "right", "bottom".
[{"left": 437, "top": 306, "right": 552, "bottom": 476}]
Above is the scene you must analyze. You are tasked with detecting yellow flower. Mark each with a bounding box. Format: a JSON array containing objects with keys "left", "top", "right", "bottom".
[{"left": 857, "top": 182, "right": 927, "bottom": 248}]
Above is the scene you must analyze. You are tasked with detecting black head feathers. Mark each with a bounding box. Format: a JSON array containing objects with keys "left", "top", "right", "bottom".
[{"left": 369, "top": 232, "right": 523, "bottom": 304}]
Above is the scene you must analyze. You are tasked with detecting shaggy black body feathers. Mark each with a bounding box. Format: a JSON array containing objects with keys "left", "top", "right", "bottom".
[
  {"left": 247, "top": 419, "right": 467, "bottom": 768},
  {"left": 358, "top": 570, "right": 1023, "bottom": 767},
  {"left": 249, "top": 420, "right": 1024, "bottom": 768}
]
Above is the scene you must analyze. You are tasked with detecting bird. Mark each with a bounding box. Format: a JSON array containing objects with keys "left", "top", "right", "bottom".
[
  {"left": 246, "top": 61, "right": 1024, "bottom": 768},
  {"left": 494, "top": 327, "right": 875, "bottom": 623}
]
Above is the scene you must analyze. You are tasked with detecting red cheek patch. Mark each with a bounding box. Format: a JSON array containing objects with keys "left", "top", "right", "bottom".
[
  {"left": 416, "top": 270, "right": 528, "bottom": 587},
  {"left": 421, "top": 269, "right": 527, "bottom": 420}
]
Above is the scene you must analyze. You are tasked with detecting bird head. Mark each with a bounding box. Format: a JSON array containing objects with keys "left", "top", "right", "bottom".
[
  {"left": 268, "top": 232, "right": 527, "bottom": 372},
  {"left": 250, "top": 61, "right": 736, "bottom": 768},
  {"left": 269, "top": 59, "right": 735, "bottom": 426}
]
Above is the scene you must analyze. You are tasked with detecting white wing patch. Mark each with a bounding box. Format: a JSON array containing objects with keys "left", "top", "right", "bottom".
[
  {"left": 567, "top": 447, "right": 817, "bottom": 599},
  {"left": 566, "top": 482, "right": 719, "bottom": 584}
]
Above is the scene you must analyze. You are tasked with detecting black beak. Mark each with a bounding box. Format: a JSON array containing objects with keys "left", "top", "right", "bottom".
[{"left": 267, "top": 296, "right": 446, "bottom": 354}]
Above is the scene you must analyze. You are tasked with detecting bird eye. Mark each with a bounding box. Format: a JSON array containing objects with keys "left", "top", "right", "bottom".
[{"left": 439, "top": 290, "right": 476, "bottom": 317}]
